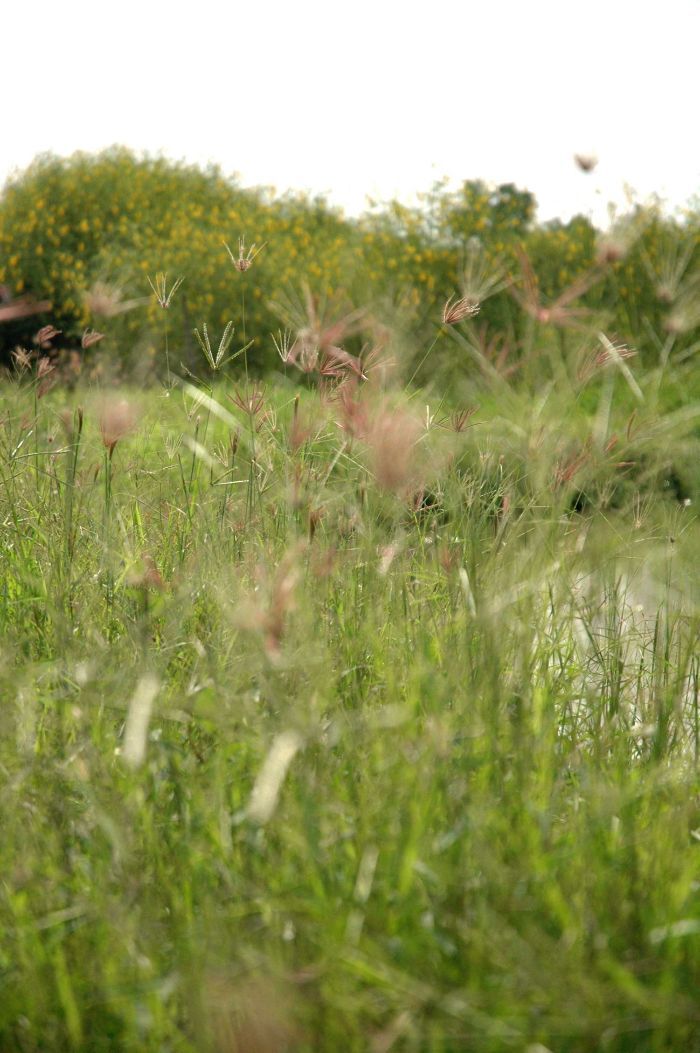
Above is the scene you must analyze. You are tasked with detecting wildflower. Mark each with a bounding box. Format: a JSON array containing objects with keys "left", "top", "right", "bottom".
[
  {"left": 358, "top": 342, "right": 392, "bottom": 384},
  {"left": 224, "top": 235, "right": 266, "bottom": 272},
  {"left": 147, "top": 272, "right": 184, "bottom": 309},
  {"left": 318, "top": 345, "right": 365, "bottom": 380},
  {"left": 442, "top": 295, "right": 480, "bottom": 325},
  {"left": 596, "top": 333, "right": 643, "bottom": 401}
]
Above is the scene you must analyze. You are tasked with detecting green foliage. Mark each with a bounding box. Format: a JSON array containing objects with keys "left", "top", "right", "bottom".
[
  {"left": 0, "top": 150, "right": 369, "bottom": 371},
  {"left": 2, "top": 151, "right": 700, "bottom": 380},
  {"left": 0, "top": 288, "right": 698, "bottom": 1049}
]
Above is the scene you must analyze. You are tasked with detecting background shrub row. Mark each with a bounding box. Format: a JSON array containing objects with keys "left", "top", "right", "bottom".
[{"left": 0, "top": 148, "right": 698, "bottom": 374}]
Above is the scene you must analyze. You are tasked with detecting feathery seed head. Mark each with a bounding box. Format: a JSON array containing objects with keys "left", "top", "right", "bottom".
[
  {"left": 81, "top": 328, "right": 105, "bottom": 349},
  {"left": 366, "top": 404, "right": 422, "bottom": 494},
  {"left": 224, "top": 235, "right": 266, "bottom": 272},
  {"left": 442, "top": 295, "right": 480, "bottom": 325},
  {"left": 11, "top": 347, "right": 32, "bottom": 373},
  {"left": 193, "top": 320, "right": 237, "bottom": 371},
  {"left": 148, "top": 273, "right": 184, "bottom": 309},
  {"left": 98, "top": 398, "right": 137, "bottom": 457},
  {"left": 84, "top": 280, "right": 143, "bottom": 318},
  {"left": 574, "top": 153, "right": 598, "bottom": 173},
  {"left": 34, "top": 324, "right": 61, "bottom": 348},
  {"left": 272, "top": 328, "right": 297, "bottom": 364}
]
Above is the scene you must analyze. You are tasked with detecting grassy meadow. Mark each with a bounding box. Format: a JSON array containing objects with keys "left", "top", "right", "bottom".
[{"left": 1, "top": 160, "right": 700, "bottom": 1052}]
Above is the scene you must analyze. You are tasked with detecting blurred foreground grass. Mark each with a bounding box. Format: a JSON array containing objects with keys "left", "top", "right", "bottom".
[{"left": 0, "top": 321, "right": 699, "bottom": 1052}]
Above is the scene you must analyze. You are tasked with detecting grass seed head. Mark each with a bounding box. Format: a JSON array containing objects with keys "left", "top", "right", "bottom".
[
  {"left": 81, "top": 328, "right": 105, "bottom": 349},
  {"left": 442, "top": 294, "right": 480, "bottom": 325},
  {"left": 99, "top": 397, "right": 137, "bottom": 457},
  {"left": 36, "top": 357, "right": 56, "bottom": 398},
  {"left": 229, "top": 383, "right": 266, "bottom": 419},
  {"left": 11, "top": 347, "right": 32, "bottom": 373},
  {"left": 574, "top": 153, "right": 598, "bottom": 172},
  {"left": 366, "top": 405, "right": 422, "bottom": 494},
  {"left": 84, "top": 280, "right": 143, "bottom": 318},
  {"left": 224, "top": 235, "right": 266, "bottom": 272},
  {"left": 147, "top": 273, "right": 184, "bottom": 309},
  {"left": 272, "top": 328, "right": 297, "bottom": 364},
  {"left": 34, "top": 324, "right": 61, "bottom": 348}
]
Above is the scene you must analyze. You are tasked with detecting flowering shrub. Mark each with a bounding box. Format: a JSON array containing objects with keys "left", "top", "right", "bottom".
[{"left": 0, "top": 149, "right": 698, "bottom": 373}]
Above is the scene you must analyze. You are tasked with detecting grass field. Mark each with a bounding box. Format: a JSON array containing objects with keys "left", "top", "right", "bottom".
[{"left": 1, "top": 300, "right": 699, "bottom": 1052}]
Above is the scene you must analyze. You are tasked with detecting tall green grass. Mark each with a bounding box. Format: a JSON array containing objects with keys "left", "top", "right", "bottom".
[{"left": 0, "top": 296, "right": 699, "bottom": 1052}]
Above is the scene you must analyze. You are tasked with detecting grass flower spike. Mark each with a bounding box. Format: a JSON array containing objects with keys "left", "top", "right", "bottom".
[
  {"left": 148, "top": 272, "right": 185, "bottom": 309},
  {"left": 224, "top": 235, "right": 266, "bottom": 272},
  {"left": 442, "top": 295, "right": 480, "bottom": 325},
  {"left": 193, "top": 321, "right": 238, "bottom": 371}
]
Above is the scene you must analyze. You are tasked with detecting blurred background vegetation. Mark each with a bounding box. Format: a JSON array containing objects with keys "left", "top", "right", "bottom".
[{"left": 1, "top": 148, "right": 699, "bottom": 380}]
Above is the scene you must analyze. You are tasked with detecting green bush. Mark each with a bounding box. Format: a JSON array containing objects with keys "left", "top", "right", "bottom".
[{"left": 1, "top": 150, "right": 698, "bottom": 379}]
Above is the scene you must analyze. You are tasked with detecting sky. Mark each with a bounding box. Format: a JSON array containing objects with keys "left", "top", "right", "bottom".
[{"left": 3, "top": 0, "right": 699, "bottom": 228}]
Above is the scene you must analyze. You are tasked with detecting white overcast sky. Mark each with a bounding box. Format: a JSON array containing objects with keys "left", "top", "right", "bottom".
[{"left": 3, "top": 0, "right": 699, "bottom": 228}]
